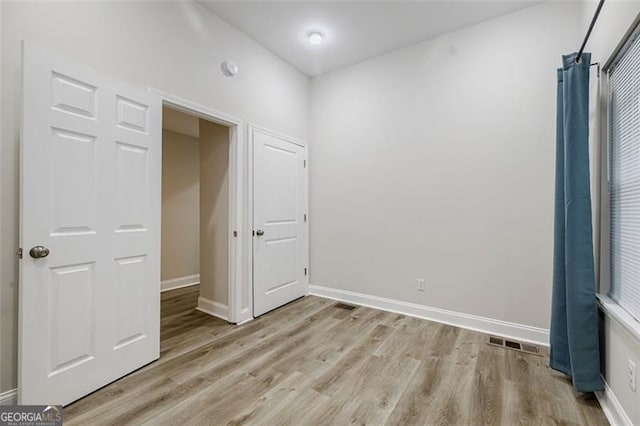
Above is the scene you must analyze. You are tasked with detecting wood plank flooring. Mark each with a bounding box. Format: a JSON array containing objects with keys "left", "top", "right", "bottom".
[{"left": 64, "top": 286, "right": 608, "bottom": 425}]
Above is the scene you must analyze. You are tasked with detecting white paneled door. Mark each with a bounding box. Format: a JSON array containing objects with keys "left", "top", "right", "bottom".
[
  {"left": 19, "top": 43, "right": 161, "bottom": 405},
  {"left": 252, "top": 129, "right": 308, "bottom": 317}
]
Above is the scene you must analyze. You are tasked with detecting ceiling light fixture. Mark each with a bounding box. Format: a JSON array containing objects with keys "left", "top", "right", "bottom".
[{"left": 307, "top": 31, "right": 324, "bottom": 45}]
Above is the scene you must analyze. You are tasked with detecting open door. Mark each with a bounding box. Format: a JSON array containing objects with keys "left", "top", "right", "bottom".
[
  {"left": 19, "top": 43, "right": 161, "bottom": 405},
  {"left": 252, "top": 128, "right": 308, "bottom": 317}
]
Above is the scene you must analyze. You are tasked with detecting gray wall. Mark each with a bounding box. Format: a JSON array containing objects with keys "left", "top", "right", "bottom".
[
  {"left": 161, "top": 129, "right": 200, "bottom": 282},
  {"left": 199, "top": 120, "right": 230, "bottom": 306},
  {"left": 309, "top": 1, "right": 583, "bottom": 332}
]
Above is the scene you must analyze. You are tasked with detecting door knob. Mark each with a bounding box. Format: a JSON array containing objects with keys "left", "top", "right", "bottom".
[
  {"left": 29, "top": 246, "right": 50, "bottom": 259},
  {"left": 256, "top": 230, "right": 264, "bottom": 236}
]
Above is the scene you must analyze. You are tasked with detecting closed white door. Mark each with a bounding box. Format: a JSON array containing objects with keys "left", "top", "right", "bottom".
[
  {"left": 19, "top": 43, "right": 161, "bottom": 405},
  {"left": 252, "top": 129, "right": 308, "bottom": 317}
]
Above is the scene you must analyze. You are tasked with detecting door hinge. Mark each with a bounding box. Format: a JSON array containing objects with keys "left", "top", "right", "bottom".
[
  {"left": 304, "top": 159, "right": 306, "bottom": 168},
  {"left": 304, "top": 214, "right": 307, "bottom": 222},
  {"left": 233, "top": 230, "right": 238, "bottom": 237},
  {"left": 17, "top": 248, "right": 23, "bottom": 259},
  {"left": 304, "top": 267, "right": 307, "bottom": 276}
]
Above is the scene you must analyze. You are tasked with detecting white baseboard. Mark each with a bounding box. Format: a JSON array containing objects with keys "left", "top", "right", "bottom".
[
  {"left": 309, "top": 285, "right": 550, "bottom": 346},
  {"left": 161, "top": 274, "right": 200, "bottom": 292},
  {"left": 196, "top": 296, "right": 229, "bottom": 322},
  {"left": 596, "top": 377, "right": 633, "bottom": 426},
  {"left": 0, "top": 388, "right": 17, "bottom": 406}
]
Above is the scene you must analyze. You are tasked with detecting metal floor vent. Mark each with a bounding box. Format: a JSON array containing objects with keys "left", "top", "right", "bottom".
[
  {"left": 487, "top": 336, "right": 542, "bottom": 356},
  {"left": 334, "top": 302, "right": 357, "bottom": 310}
]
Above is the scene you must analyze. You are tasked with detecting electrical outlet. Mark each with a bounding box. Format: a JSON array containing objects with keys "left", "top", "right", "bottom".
[
  {"left": 629, "top": 359, "right": 636, "bottom": 392},
  {"left": 417, "top": 278, "right": 425, "bottom": 292}
]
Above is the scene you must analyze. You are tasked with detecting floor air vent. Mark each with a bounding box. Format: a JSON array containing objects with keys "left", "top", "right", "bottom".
[
  {"left": 334, "top": 302, "right": 357, "bottom": 310},
  {"left": 489, "top": 336, "right": 504, "bottom": 346},
  {"left": 520, "top": 343, "right": 541, "bottom": 355},
  {"left": 487, "top": 335, "right": 542, "bottom": 356}
]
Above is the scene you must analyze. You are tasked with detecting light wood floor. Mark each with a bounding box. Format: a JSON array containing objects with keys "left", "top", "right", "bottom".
[{"left": 64, "top": 286, "right": 607, "bottom": 425}]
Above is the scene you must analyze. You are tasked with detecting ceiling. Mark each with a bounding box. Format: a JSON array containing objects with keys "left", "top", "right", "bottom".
[{"left": 201, "top": 1, "right": 540, "bottom": 77}]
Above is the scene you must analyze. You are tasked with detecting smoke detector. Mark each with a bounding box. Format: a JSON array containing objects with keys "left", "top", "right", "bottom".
[{"left": 221, "top": 61, "right": 238, "bottom": 77}]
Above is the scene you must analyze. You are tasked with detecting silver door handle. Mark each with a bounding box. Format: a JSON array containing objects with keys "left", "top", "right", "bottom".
[
  {"left": 256, "top": 230, "right": 264, "bottom": 236},
  {"left": 29, "top": 246, "right": 50, "bottom": 259}
]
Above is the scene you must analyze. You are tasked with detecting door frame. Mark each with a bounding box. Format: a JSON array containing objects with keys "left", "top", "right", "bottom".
[
  {"left": 150, "top": 88, "right": 251, "bottom": 324},
  {"left": 248, "top": 123, "right": 309, "bottom": 316}
]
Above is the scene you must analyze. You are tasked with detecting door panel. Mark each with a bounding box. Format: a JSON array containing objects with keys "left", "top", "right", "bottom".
[
  {"left": 20, "top": 43, "right": 161, "bottom": 405},
  {"left": 49, "top": 263, "right": 96, "bottom": 377},
  {"left": 50, "top": 129, "right": 96, "bottom": 234},
  {"left": 51, "top": 71, "right": 97, "bottom": 118},
  {"left": 253, "top": 129, "right": 308, "bottom": 317},
  {"left": 115, "top": 141, "right": 148, "bottom": 231},
  {"left": 114, "top": 255, "right": 147, "bottom": 350}
]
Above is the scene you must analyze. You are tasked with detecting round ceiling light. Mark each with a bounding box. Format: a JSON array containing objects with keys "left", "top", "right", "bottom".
[{"left": 308, "top": 31, "right": 324, "bottom": 45}]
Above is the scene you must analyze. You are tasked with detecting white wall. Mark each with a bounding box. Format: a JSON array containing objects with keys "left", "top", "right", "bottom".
[
  {"left": 585, "top": 0, "right": 640, "bottom": 423},
  {"left": 0, "top": 0, "right": 310, "bottom": 394},
  {"left": 161, "top": 129, "right": 200, "bottom": 282},
  {"left": 600, "top": 311, "right": 640, "bottom": 424},
  {"left": 309, "top": 1, "right": 584, "bottom": 333}
]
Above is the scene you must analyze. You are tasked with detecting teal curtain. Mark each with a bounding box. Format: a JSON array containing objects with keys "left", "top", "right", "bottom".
[{"left": 550, "top": 52, "right": 603, "bottom": 392}]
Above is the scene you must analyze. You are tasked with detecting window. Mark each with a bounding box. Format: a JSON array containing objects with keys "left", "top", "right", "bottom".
[{"left": 608, "top": 26, "right": 640, "bottom": 322}]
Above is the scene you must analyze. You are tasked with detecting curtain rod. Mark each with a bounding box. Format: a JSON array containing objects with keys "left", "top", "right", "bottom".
[{"left": 576, "top": 0, "right": 606, "bottom": 63}]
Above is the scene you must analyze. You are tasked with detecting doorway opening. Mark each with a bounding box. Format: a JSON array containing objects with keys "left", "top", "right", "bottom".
[
  {"left": 160, "top": 105, "right": 231, "bottom": 331},
  {"left": 152, "top": 88, "right": 252, "bottom": 326}
]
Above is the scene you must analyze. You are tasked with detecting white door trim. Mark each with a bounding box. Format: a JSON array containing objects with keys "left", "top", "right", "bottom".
[
  {"left": 248, "top": 123, "right": 308, "bottom": 148},
  {"left": 248, "top": 124, "right": 309, "bottom": 317},
  {"left": 149, "top": 88, "right": 251, "bottom": 324}
]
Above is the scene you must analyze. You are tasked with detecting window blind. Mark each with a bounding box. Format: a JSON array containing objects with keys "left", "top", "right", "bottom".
[{"left": 609, "top": 28, "right": 640, "bottom": 322}]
